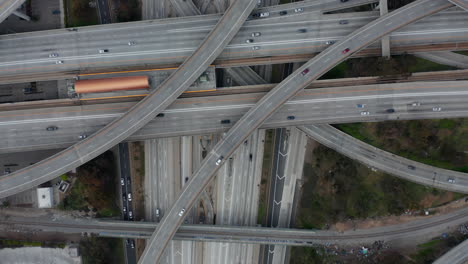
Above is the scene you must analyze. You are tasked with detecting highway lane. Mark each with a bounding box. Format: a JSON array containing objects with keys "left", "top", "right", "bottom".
[
  {"left": 433, "top": 239, "right": 468, "bottom": 264},
  {"left": 0, "top": 0, "right": 258, "bottom": 203},
  {"left": 0, "top": 7, "right": 467, "bottom": 81},
  {"left": 0, "top": 81, "right": 467, "bottom": 153},
  {"left": 169, "top": 0, "right": 201, "bottom": 17},
  {"left": 416, "top": 51, "right": 468, "bottom": 69},
  {"left": 2, "top": 205, "right": 468, "bottom": 247},
  {"left": 450, "top": 0, "right": 468, "bottom": 11},
  {"left": 299, "top": 124, "right": 468, "bottom": 194},
  {"left": 0, "top": 0, "right": 25, "bottom": 24},
  {"left": 143, "top": 0, "right": 458, "bottom": 261}
]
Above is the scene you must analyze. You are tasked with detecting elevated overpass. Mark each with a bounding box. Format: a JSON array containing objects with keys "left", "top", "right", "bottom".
[
  {"left": 0, "top": 81, "right": 466, "bottom": 154},
  {"left": 139, "top": 1, "right": 458, "bottom": 262},
  {"left": 2, "top": 205, "right": 467, "bottom": 248},
  {"left": 0, "top": 0, "right": 25, "bottom": 24},
  {"left": 0, "top": 6, "right": 467, "bottom": 83},
  {"left": 433, "top": 239, "right": 468, "bottom": 264},
  {"left": 450, "top": 0, "right": 468, "bottom": 11},
  {"left": 0, "top": 0, "right": 259, "bottom": 202}
]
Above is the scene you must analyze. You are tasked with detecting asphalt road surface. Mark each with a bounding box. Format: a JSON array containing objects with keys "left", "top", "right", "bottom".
[
  {"left": 0, "top": 0, "right": 25, "bottom": 24},
  {"left": 0, "top": 81, "right": 466, "bottom": 154},
  {"left": 142, "top": 0, "right": 456, "bottom": 262},
  {"left": 0, "top": 6, "right": 467, "bottom": 81}
]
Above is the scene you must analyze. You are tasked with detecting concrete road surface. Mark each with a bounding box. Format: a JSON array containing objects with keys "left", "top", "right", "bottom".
[
  {"left": 433, "top": 239, "right": 468, "bottom": 264},
  {"left": 142, "top": 0, "right": 456, "bottom": 262}
]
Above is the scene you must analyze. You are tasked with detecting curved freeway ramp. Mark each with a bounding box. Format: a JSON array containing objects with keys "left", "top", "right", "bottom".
[
  {"left": 0, "top": 0, "right": 258, "bottom": 199},
  {"left": 433, "top": 239, "right": 468, "bottom": 264},
  {"left": 299, "top": 124, "right": 468, "bottom": 194},
  {"left": 450, "top": 0, "right": 468, "bottom": 11},
  {"left": 416, "top": 51, "right": 468, "bottom": 69},
  {"left": 140, "top": 0, "right": 456, "bottom": 263},
  {"left": 0, "top": 0, "right": 25, "bottom": 24}
]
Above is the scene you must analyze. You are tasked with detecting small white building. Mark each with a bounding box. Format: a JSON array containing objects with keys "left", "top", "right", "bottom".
[{"left": 37, "top": 187, "right": 53, "bottom": 208}]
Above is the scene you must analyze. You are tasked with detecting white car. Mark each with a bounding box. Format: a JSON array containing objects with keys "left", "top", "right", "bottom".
[
  {"left": 260, "top": 12, "right": 270, "bottom": 17},
  {"left": 246, "top": 39, "right": 254, "bottom": 43},
  {"left": 360, "top": 111, "right": 370, "bottom": 116},
  {"left": 252, "top": 46, "right": 260, "bottom": 50},
  {"left": 128, "top": 193, "right": 132, "bottom": 201},
  {"left": 432, "top": 107, "right": 442, "bottom": 112},
  {"left": 121, "top": 178, "right": 125, "bottom": 186},
  {"left": 78, "top": 134, "right": 87, "bottom": 139},
  {"left": 55, "top": 60, "right": 63, "bottom": 64},
  {"left": 98, "top": 49, "right": 109, "bottom": 54},
  {"left": 178, "top": 208, "right": 185, "bottom": 216},
  {"left": 294, "top": 8, "right": 303, "bottom": 13},
  {"left": 128, "top": 41, "right": 135, "bottom": 46},
  {"left": 411, "top": 102, "right": 421, "bottom": 106},
  {"left": 216, "top": 156, "right": 224, "bottom": 166},
  {"left": 448, "top": 178, "right": 455, "bottom": 183},
  {"left": 325, "top": 41, "right": 336, "bottom": 45},
  {"left": 49, "top": 53, "right": 59, "bottom": 58},
  {"left": 251, "top": 32, "right": 261, "bottom": 37}
]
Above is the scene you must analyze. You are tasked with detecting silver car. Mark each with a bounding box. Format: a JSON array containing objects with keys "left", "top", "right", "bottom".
[
  {"left": 360, "top": 111, "right": 370, "bottom": 116},
  {"left": 178, "top": 208, "right": 185, "bottom": 216},
  {"left": 251, "top": 32, "right": 261, "bottom": 37}
]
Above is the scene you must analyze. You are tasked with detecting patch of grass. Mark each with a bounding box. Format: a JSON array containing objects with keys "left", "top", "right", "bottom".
[
  {"left": 409, "top": 234, "right": 468, "bottom": 264},
  {"left": 64, "top": 0, "right": 99, "bottom": 27},
  {"left": 335, "top": 119, "right": 468, "bottom": 172},
  {"left": 320, "top": 61, "right": 348, "bottom": 79},
  {"left": 407, "top": 56, "right": 457, "bottom": 73},
  {"left": 454, "top": 50, "right": 468, "bottom": 56},
  {"left": 80, "top": 237, "right": 124, "bottom": 264},
  {"left": 116, "top": 0, "right": 141, "bottom": 22},
  {"left": 258, "top": 129, "right": 275, "bottom": 225},
  {"left": 295, "top": 144, "right": 464, "bottom": 229},
  {"left": 290, "top": 247, "right": 335, "bottom": 264},
  {"left": 60, "top": 174, "right": 68, "bottom": 181},
  {"left": 0, "top": 239, "right": 66, "bottom": 248}
]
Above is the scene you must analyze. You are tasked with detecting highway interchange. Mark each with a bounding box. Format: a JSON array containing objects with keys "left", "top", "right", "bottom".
[{"left": 0, "top": 0, "right": 466, "bottom": 262}]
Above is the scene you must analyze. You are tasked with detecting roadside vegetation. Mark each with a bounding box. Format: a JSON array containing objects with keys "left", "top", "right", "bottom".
[
  {"left": 80, "top": 237, "right": 124, "bottom": 264},
  {"left": 64, "top": 0, "right": 99, "bottom": 27},
  {"left": 58, "top": 151, "right": 120, "bottom": 217},
  {"left": 258, "top": 129, "right": 275, "bottom": 225},
  {"left": 336, "top": 119, "right": 468, "bottom": 172},
  {"left": 0, "top": 239, "right": 66, "bottom": 248},
  {"left": 116, "top": 0, "right": 141, "bottom": 22},
  {"left": 295, "top": 144, "right": 464, "bottom": 230}
]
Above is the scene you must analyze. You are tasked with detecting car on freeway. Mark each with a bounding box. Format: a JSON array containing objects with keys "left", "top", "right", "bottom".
[
  {"left": 408, "top": 165, "right": 415, "bottom": 170},
  {"left": 252, "top": 46, "right": 261, "bottom": 50},
  {"left": 360, "top": 111, "right": 370, "bottom": 116},
  {"left": 78, "top": 134, "right": 87, "bottom": 139},
  {"left": 128, "top": 211, "right": 133, "bottom": 220},
  {"left": 301, "top": 68, "right": 310, "bottom": 75},
  {"left": 46, "top": 126, "right": 59, "bottom": 131},
  {"left": 256, "top": 0, "right": 262, "bottom": 6},
  {"left": 325, "top": 40, "right": 335, "bottom": 45},
  {"left": 411, "top": 102, "right": 421, "bottom": 106},
  {"left": 98, "top": 49, "right": 109, "bottom": 53},
  {"left": 246, "top": 39, "right": 254, "bottom": 43},
  {"left": 356, "top": 104, "right": 365, "bottom": 108},
  {"left": 120, "top": 178, "right": 125, "bottom": 185},
  {"left": 55, "top": 60, "right": 64, "bottom": 64},
  {"left": 49, "top": 53, "right": 58, "bottom": 58},
  {"left": 123, "top": 206, "right": 127, "bottom": 213},
  {"left": 252, "top": 32, "right": 261, "bottom": 37},
  {"left": 4, "top": 168, "right": 11, "bottom": 175},
  {"left": 128, "top": 193, "right": 132, "bottom": 201},
  {"left": 178, "top": 208, "right": 186, "bottom": 216},
  {"left": 298, "top": 29, "right": 307, "bottom": 33},
  {"left": 279, "top": 11, "right": 287, "bottom": 15},
  {"left": 339, "top": 20, "right": 349, "bottom": 25},
  {"left": 287, "top": 116, "right": 295, "bottom": 120},
  {"left": 221, "top": 119, "right": 231, "bottom": 124},
  {"left": 127, "top": 178, "right": 131, "bottom": 185},
  {"left": 128, "top": 41, "right": 136, "bottom": 46},
  {"left": 156, "top": 113, "right": 165, "bottom": 117},
  {"left": 122, "top": 194, "right": 126, "bottom": 202},
  {"left": 216, "top": 156, "right": 224, "bottom": 166},
  {"left": 342, "top": 48, "right": 350, "bottom": 54},
  {"left": 294, "top": 7, "right": 303, "bottom": 12},
  {"left": 448, "top": 178, "right": 455, "bottom": 183},
  {"left": 386, "top": 108, "right": 395, "bottom": 113},
  {"left": 432, "top": 107, "right": 442, "bottom": 111},
  {"left": 341, "top": 0, "right": 349, "bottom": 2},
  {"left": 130, "top": 240, "right": 135, "bottom": 249},
  {"left": 260, "top": 12, "right": 270, "bottom": 17}
]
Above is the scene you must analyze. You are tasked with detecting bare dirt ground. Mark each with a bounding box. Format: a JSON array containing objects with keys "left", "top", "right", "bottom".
[
  {"left": 128, "top": 141, "right": 146, "bottom": 260},
  {"left": 332, "top": 197, "right": 468, "bottom": 232}
]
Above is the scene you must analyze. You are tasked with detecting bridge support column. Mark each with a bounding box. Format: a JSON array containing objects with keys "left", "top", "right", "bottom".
[{"left": 380, "top": 0, "right": 391, "bottom": 58}]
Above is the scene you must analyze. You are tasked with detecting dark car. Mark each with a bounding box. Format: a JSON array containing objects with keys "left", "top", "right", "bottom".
[
  {"left": 157, "top": 113, "right": 165, "bottom": 117},
  {"left": 301, "top": 68, "right": 310, "bottom": 75},
  {"left": 341, "top": 0, "right": 349, "bottom": 2},
  {"left": 298, "top": 28, "right": 307, "bottom": 33},
  {"left": 122, "top": 194, "right": 127, "bottom": 202},
  {"left": 46, "top": 126, "right": 58, "bottom": 131},
  {"left": 408, "top": 165, "right": 416, "bottom": 170},
  {"left": 339, "top": 20, "right": 349, "bottom": 25},
  {"left": 287, "top": 116, "right": 295, "bottom": 120},
  {"left": 386, "top": 108, "right": 395, "bottom": 113},
  {"left": 279, "top": 11, "right": 287, "bottom": 15},
  {"left": 221, "top": 119, "right": 231, "bottom": 124},
  {"left": 342, "top": 48, "right": 350, "bottom": 54}
]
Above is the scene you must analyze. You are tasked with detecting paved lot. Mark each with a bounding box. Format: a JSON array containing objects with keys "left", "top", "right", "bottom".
[{"left": 0, "top": 247, "right": 81, "bottom": 264}]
